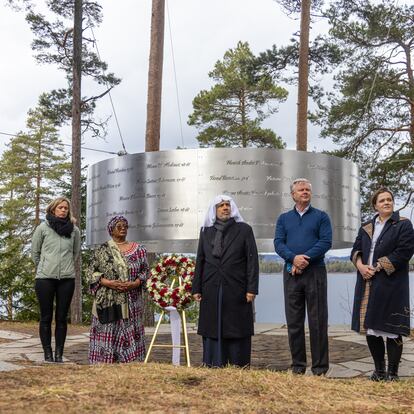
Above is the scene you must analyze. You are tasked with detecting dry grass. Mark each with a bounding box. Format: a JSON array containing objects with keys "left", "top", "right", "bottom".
[
  {"left": 0, "top": 363, "right": 413, "bottom": 414},
  {"left": 0, "top": 320, "right": 90, "bottom": 336}
]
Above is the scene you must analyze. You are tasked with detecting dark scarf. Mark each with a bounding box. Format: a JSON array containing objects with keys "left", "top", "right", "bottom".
[
  {"left": 46, "top": 212, "right": 74, "bottom": 238},
  {"left": 212, "top": 217, "right": 235, "bottom": 258}
]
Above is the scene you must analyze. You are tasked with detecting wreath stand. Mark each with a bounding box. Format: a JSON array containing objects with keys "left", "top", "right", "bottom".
[{"left": 144, "top": 276, "right": 191, "bottom": 367}]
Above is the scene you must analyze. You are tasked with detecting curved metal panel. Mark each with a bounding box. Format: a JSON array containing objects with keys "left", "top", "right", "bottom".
[{"left": 86, "top": 148, "right": 360, "bottom": 252}]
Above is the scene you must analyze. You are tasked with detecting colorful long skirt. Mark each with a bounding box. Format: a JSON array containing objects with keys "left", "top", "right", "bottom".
[{"left": 89, "top": 289, "right": 146, "bottom": 364}]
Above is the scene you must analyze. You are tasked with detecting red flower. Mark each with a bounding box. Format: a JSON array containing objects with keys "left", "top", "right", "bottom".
[
  {"left": 159, "top": 300, "right": 167, "bottom": 307},
  {"left": 156, "top": 265, "right": 162, "bottom": 273},
  {"left": 159, "top": 288, "right": 168, "bottom": 297},
  {"left": 180, "top": 257, "right": 188, "bottom": 262}
]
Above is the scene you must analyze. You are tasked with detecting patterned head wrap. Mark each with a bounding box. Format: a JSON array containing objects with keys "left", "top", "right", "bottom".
[
  {"left": 107, "top": 215, "right": 128, "bottom": 236},
  {"left": 202, "top": 194, "right": 244, "bottom": 229}
]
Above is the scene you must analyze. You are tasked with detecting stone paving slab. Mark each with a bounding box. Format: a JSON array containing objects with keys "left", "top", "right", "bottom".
[
  {"left": 0, "top": 361, "right": 25, "bottom": 372},
  {"left": 0, "top": 330, "right": 32, "bottom": 340},
  {"left": 341, "top": 360, "right": 373, "bottom": 372},
  {"left": 1, "top": 325, "right": 413, "bottom": 380},
  {"left": 328, "top": 363, "right": 362, "bottom": 378},
  {"left": 65, "top": 335, "right": 90, "bottom": 342},
  {"left": 0, "top": 348, "right": 42, "bottom": 358},
  {"left": 0, "top": 341, "right": 40, "bottom": 349},
  {"left": 397, "top": 365, "right": 414, "bottom": 377},
  {"left": 254, "top": 324, "right": 286, "bottom": 333},
  {"left": 261, "top": 331, "right": 290, "bottom": 336},
  {"left": 355, "top": 357, "right": 376, "bottom": 363},
  {"left": 401, "top": 341, "right": 414, "bottom": 351},
  {"left": 331, "top": 335, "right": 368, "bottom": 345},
  {"left": 145, "top": 323, "right": 198, "bottom": 335}
]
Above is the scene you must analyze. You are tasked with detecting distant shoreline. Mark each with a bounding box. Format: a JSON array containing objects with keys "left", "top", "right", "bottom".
[{"left": 259, "top": 260, "right": 414, "bottom": 274}]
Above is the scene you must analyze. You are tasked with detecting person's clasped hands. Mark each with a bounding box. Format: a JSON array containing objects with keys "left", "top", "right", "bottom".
[
  {"left": 101, "top": 278, "right": 140, "bottom": 292},
  {"left": 291, "top": 254, "right": 310, "bottom": 275}
]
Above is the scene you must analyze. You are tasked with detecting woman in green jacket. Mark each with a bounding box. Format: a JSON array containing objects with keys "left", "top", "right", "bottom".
[{"left": 31, "top": 197, "right": 80, "bottom": 363}]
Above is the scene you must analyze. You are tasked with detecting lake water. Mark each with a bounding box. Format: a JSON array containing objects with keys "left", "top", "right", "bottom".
[{"left": 255, "top": 273, "right": 414, "bottom": 325}]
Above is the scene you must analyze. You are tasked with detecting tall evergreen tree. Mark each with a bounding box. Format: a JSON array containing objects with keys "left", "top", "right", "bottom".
[
  {"left": 273, "top": 1, "right": 325, "bottom": 151},
  {"left": 7, "top": 0, "right": 120, "bottom": 136},
  {"left": 188, "top": 41, "right": 288, "bottom": 148},
  {"left": 314, "top": 0, "right": 414, "bottom": 214},
  {"left": 0, "top": 140, "right": 34, "bottom": 319},
  {"left": 0, "top": 108, "right": 70, "bottom": 319},
  {"left": 24, "top": 107, "right": 71, "bottom": 224},
  {"left": 257, "top": 1, "right": 342, "bottom": 116}
]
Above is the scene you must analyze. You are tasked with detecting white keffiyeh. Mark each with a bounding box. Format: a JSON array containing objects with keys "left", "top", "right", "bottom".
[{"left": 202, "top": 194, "right": 244, "bottom": 229}]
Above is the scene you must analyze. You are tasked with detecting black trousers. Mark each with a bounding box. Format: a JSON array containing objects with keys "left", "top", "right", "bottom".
[
  {"left": 35, "top": 278, "right": 75, "bottom": 350},
  {"left": 283, "top": 265, "right": 329, "bottom": 374}
]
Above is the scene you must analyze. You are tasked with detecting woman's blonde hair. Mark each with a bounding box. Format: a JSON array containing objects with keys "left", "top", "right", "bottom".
[{"left": 46, "top": 197, "right": 76, "bottom": 223}]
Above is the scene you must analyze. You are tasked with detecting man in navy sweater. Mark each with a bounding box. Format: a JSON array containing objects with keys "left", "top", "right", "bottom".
[{"left": 274, "top": 178, "right": 332, "bottom": 375}]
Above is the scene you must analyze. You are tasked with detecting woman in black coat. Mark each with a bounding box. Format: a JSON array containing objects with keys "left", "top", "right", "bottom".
[
  {"left": 351, "top": 188, "right": 414, "bottom": 381},
  {"left": 192, "top": 195, "right": 259, "bottom": 367}
]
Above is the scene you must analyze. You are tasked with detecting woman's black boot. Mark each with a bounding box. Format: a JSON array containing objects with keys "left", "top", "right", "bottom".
[
  {"left": 39, "top": 324, "right": 53, "bottom": 362},
  {"left": 387, "top": 363, "right": 400, "bottom": 381},
  {"left": 386, "top": 336, "right": 402, "bottom": 381},
  {"left": 43, "top": 346, "right": 54, "bottom": 363},
  {"left": 370, "top": 360, "right": 386, "bottom": 381},
  {"left": 366, "top": 335, "right": 386, "bottom": 381},
  {"left": 54, "top": 346, "right": 64, "bottom": 363}
]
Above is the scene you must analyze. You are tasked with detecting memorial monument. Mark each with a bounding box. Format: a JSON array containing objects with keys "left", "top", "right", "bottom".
[{"left": 86, "top": 148, "right": 360, "bottom": 252}]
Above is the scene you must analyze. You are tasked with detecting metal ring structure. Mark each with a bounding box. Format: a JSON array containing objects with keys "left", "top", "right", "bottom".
[{"left": 86, "top": 148, "right": 360, "bottom": 252}]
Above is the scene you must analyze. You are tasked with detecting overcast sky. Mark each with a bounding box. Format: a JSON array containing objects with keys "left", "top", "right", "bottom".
[
  {"left": 0, "top": 0, "right": 334, "bottom": 166},
  {"left": 0, "top": 0, "right": 412, "bottom": 236}
]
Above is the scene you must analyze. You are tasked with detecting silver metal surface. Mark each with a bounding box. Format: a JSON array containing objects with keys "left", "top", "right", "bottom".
[{"left": 86, "top": 148, "right": 360, "bottom": 252}]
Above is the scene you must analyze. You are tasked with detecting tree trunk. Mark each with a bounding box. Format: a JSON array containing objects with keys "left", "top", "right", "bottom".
[
  {"left": 143, "top": 1, "right": 164, "bottom": 325},
  {"left": 70, "top": 0, "right": 83, "bottom": 324},
  {"left": 142, "top": 252, "right": 156, "bottom": 327},
  {"left": 35, "top": 137, "right": 42, "bottom": 226},
  {"left": 296, "top": 0, "right": 311, "bottom": 152},
  {"left": 241, "top": 91, "right": 247, "bottom": 147},
  {"left": 145, "top": 0, "right": 165, "bottom": 152},
  {"left": 405, "top": 45, "right": 414, "bottom": 148},
  {"left": 7, "top": 290, "right": 13, "bottom": 320}
]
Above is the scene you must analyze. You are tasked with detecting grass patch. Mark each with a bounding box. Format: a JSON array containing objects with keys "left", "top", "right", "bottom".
[
  {"left": 0, "top": 320, "right": 90, "bottom": 336},
  {"left": 0, "top": 363, "right": 413, "bottom": 413}
]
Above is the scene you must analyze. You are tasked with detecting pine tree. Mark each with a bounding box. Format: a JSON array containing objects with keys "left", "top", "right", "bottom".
[
  {"left": 0, "top": 108, "right": 70, "bottom": 319},
  {"left": 315, "top": 0, "right": 414, "bottom": 214},
  {"left": 7, "top": 0, "right": 120, "bottom": 136},
  {"left": 188, "top": 42, "right": 288, "bottom": 148}
]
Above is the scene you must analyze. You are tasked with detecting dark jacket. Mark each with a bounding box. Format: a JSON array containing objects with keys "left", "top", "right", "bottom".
[
  {"left": 192, "top": 221, "right": 259, "bottom": 339},
  {"left": 350, "top": 211, "right": 414, "bottom": 336},
  {"left": 274, "top": 206, "right": 332, "bottom": 266}
]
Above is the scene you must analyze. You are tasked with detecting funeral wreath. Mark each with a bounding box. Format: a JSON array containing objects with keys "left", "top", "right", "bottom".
[{"left": 147, "top": 254, "right": 195, "bottom": 310}]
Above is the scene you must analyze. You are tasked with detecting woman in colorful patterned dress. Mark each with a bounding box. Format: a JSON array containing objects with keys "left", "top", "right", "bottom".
[{"left": 88, "top": 216, "right": 150, "bottom": 364}]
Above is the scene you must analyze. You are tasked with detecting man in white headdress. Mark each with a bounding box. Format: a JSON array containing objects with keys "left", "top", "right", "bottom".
[{"left": 192, "top": 195, "right": 259, "bottom": 367}]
